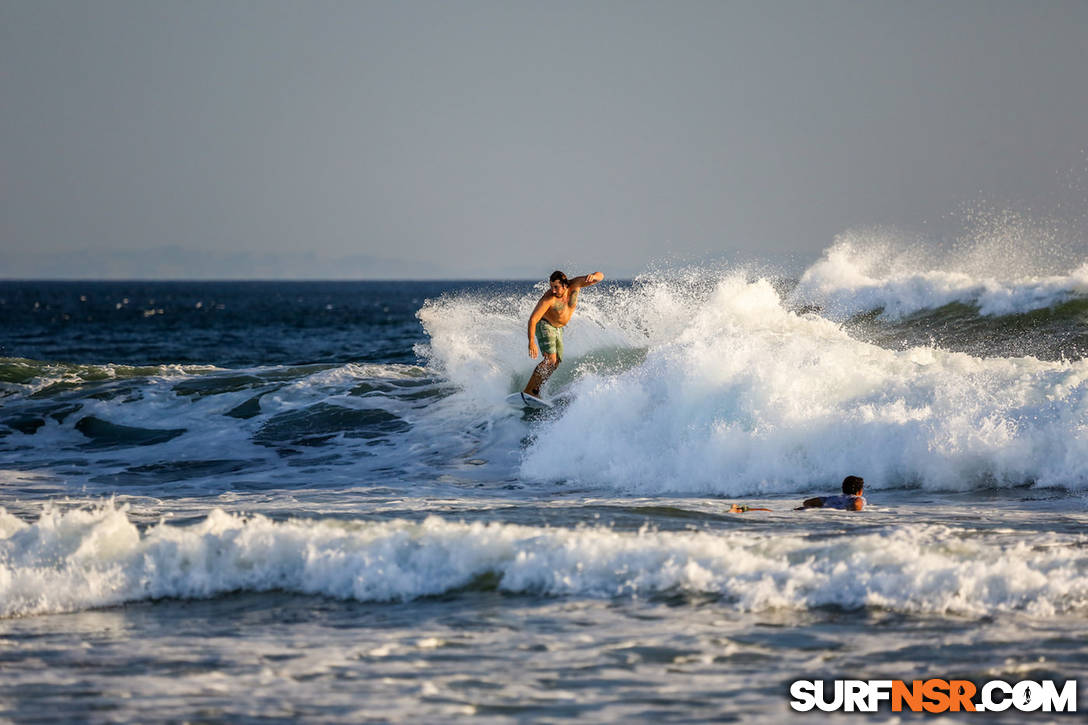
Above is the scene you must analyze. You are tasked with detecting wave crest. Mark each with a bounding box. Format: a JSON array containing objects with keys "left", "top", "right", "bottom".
[
  {"left": 790, "top": 233, "right": 1088, "bottom": 320},
  {"left": 2, "top": 505, "right": 1085, "bottom": 618}
]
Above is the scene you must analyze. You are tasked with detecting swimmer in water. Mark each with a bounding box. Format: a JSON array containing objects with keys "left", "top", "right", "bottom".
[{"left": 798, "top": 475, "right": 866, "bottom": 511}]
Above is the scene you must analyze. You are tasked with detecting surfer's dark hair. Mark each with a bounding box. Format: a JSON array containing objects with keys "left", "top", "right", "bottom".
[
  {"left": 549, "top": 271, "right": 568, "bottom": 286},
  {"left": 842, "top": 476, "right": 864, "bottom": 495}
]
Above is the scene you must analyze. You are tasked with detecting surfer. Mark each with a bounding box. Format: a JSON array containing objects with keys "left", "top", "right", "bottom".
[
  {"left": 798, "top": 475, "right": 866, "bottom": 511},
  {"left": 522, "top": 270, "right": 604, "bottom": 397}
]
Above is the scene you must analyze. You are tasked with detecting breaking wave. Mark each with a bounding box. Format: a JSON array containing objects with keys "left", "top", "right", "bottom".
[
  {"left": 789, "top": 234, "right": 1088, "bottom": 320},
  {"left": 2, "top": 505, "right": 1085, "bottom": 618}
]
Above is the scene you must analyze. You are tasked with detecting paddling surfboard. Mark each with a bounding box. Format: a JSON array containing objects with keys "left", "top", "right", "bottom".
[{"left": 505, "top": 392, "right": 553, "bottom": 410}]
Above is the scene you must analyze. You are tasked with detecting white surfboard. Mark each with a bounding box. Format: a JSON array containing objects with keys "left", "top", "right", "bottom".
[{"left": 505, "top": 392, "right": 553, "bottom": 410}]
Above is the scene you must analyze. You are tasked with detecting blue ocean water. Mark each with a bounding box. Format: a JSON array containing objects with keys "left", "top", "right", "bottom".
[{"left": 1, "top": 253, "right": 1087, "bottom": 721}]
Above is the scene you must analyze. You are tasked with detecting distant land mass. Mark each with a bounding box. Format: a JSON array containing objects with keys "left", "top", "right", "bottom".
[
  {"left": 0, "top": 245, "right": 640, "bottom": 280},
  {"left": 2, "top": 245, "right": 470, "bottom": 280}
]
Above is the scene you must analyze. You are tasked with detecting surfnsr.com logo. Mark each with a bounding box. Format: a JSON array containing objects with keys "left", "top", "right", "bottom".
[{"left": 790, "top": 679, "right": 1078, "bottom": 713}]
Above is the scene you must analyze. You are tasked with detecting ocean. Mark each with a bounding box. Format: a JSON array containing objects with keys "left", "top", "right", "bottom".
[{"left": 1, "top": 245, "right": 1086, "bottom": 722}]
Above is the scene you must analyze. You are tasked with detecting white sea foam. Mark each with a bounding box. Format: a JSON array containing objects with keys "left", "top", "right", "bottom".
[
  {"left": 416, "top": 283, "right": 644, "bottom": 408},
  {"left": 790, "top": 236, "right": 1088, "bottom": 320},
  {"left": 1, "top": 505, "right": 1085, "bottom": 618}
]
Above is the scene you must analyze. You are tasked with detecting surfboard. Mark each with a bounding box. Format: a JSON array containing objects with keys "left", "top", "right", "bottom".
[{"left": 505, "top": 392, "right": 553, "bottom": 410}]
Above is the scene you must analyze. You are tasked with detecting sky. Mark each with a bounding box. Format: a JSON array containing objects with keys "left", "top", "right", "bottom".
[{"left": 1, "top": 0, "right": 1086, "bottom": 279}]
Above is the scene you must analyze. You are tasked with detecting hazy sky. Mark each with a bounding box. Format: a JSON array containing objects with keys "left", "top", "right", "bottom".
[{"left": 2, "top": 0, "right": 1086, "bottom": 279}]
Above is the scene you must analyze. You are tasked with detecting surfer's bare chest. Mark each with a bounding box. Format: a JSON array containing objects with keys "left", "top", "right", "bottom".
[{"left": 542, "top": 290, "right": 579, "bottom": 326}]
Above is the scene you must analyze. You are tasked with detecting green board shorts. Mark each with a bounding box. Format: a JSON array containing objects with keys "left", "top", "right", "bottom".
[{"left": 535, "top": 319, "right": 564, "bottom": 362}]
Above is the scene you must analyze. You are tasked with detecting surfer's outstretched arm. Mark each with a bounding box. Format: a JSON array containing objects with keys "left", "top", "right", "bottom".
[{"left": 569, "top": 272, "right": 604, "bottom": 289}]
